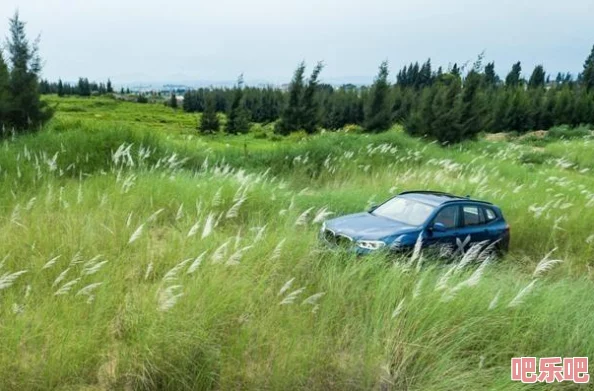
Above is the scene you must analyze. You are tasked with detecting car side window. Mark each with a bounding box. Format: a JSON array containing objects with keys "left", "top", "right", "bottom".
[
  {"left": 433, "top": 206, "right": 459, "bottom": 229},
  {"left": 483, "top": 207, "right": 497, "bottom": 223},
  {"left": 463, "top": 205, "right": 484, "bottom": 226}
]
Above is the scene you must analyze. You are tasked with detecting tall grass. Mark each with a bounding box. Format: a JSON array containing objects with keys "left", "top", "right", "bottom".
[{"left": 0, "top": 98, "right": 593, "bottom": 389}]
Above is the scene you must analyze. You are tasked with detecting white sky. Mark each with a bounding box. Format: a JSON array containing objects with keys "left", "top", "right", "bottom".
[{"left": 0, "top": 0, "right": 592, "bottom": 85}]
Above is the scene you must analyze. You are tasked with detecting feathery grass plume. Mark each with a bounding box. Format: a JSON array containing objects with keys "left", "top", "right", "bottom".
[
  {"left": 435, "top": 265, "right": 457, "bottom": 291},
  {"left": 187, "top": 220, "right": 201, "bottom": 238},
  {"left": 163, "top": 259, "right": 193, "bottom": 282},
  {"left": 532, "top": 248, "right": 563, "bottom": 278},
  {"left": 278, "top": 278, "right": 295, "bottom": 296},
  {"left": 128, "top": 224, "right": 144, "bottom": 244},
  {"left": 270, "top": 239, "right": 286, "bottom": 261},
  {"left": 147, "top": 208, "right": 164, "bottom": 223},
  {"left": 234, "top": 229, "right": 242, "bottom": 249},
  {"left": 456, "top": 240, "right": 490, "bottom": 270},
  {"left": 12, "top": 303, "right": 24, "bottom": 314},
  {"left": 54, "top": 278, "right": 80, "bottom": 295},
  {"left": 76, "top": 282, "right": 103, "bottom": 296},
  {"left": 77, "top": 184, "right": 83, "bottom": 204},
  {"left": 586, "top": 234, "right": 594, "bottom": 245},
  {"left": 25, "top": 284, "right": 31, "bottom": 298},
  {"left": 126, "top": 212, "right": 133, "bottom": 227},
  {"left": 508, "top": 279, "right": 537, "bottom": 308},
  {"left": 176, "top": 203, "right": 184, "bottom": 221},
  {"left": 0, "top": 255, "right": 7, "bottom": 271},
  {"left": 25, "top": 196, "right": 37, "bottom": 210},
  {"left": 187, "top": 251, "right": 207, "bottom": 274},
  {"left": 312, "top": 207, "right": 333, "bottom": 224},
  {"left": 413, "top": 276, "right": 424, "bottom": 299},
  {"left": 253, "top": 225, "right": 267, "bottom": 243},
  {"left": 226, "top": 246, "right": 252, "bottom": 266},
  {"left": 451, "top": 257, "right": 492, "bottom": 294},
  {"left": 145, "top": 262, "right": 153, "bottom": 280},
  {"left": 201, "top": 213, "right": 215, "bottom": 238},
  {"left": 226, "top": 197, "right": 247, "bottom": 219},
  {"left": 211, "top": 187, "right": 222, "bottom": 207},
  {"left": 82, "top": 260, "right": 109, "bottom": 276},
  {"left": 211, "top": 240, "right": 231, "bottom": 264},
  {"left": 488, "top": 289, "right": 502, "bottom": 310},
  {"left": 391, "top": 299, "right": 405, "bottom": 319},
  {"left": 69, "top": 251, "right": 84, "bottom": 266},
  {"left": 410, "top": 233, "right": 423, "bottom": 264},
  {"left": 295, "top": 207, "right": 314, "bottom": 226},
  {"left": 52, "top": 268, "right": 71, "bottom": 288},
  {"left": 280, "top": 287, "right": 305, "bottom": 305},
  {"left": 302, "top": 292, "right": 325, "bottom": 305},
  {"left": 0, "top": 270, "right": 28, "bottom": 290},
  {"left": 158, "top": 285, "right": 184, "bottom": 311}
]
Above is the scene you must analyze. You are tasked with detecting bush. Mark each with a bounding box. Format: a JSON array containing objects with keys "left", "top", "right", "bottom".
[{"left": 546, "top": 124, "right": 592, "bottom": 140}]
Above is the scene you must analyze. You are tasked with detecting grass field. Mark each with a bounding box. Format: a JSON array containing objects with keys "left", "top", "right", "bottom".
[{"left": 1, "top": 96, "right": 593, "bottom": 390}]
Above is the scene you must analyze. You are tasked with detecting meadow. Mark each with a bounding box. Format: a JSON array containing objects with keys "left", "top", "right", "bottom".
[{"left": 1, "top": 96, "right": 593, "bottom": 390}]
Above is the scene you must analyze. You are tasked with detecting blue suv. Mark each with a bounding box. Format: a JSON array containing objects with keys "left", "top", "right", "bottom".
[{"left": 321, "top": 191, "right": 510, "bottom": 255}]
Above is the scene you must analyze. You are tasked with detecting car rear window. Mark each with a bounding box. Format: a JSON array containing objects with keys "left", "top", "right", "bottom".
[
  {"left": 463, "top": 205, "right": 484, "bottom": 226},
  {"left": 483, "top": 207, "right": 497, "bottom": 222}
]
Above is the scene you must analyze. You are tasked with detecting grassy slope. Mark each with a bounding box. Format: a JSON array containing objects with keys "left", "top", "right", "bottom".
[{"left": 0, "top": 96, "right": 593, "bottom": 390}]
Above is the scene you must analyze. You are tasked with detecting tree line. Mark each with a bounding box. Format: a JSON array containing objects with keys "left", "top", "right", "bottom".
[
  {"left": 182, "top": 47, "right": 594, "bottom": 143},
  {"left": 39, "top": 78, "right": 118, "bottom": 96}
]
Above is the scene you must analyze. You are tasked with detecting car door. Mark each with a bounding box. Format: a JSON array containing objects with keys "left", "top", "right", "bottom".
[
  {"left": 425, "top": 205, "right": 461, "bottom": 251},
  {"left": 457, "top": 204, "right": 490, "bottom": 251}
]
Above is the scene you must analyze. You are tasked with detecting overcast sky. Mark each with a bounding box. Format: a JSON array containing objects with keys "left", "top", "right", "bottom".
[{"left": 0, "top": 0, "right": 592, "bottom": 86}]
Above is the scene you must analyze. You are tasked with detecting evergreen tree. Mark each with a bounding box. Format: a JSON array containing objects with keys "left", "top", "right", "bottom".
[
  {"left": 276, "top": 62, "right": 306, "bottom": 135},
  {"left": 582, "top": 45, "right": 594, "bottom": 91},
  {"left": 199, "top": 92, "right": 220, "bottom": 134},
  {"left": 225, "top": 75, "right": 250, "bottom": 134},
  {"left": 505, "top": 62, "right": 522, "bottom": 87},
  {"left": 169, "top": 92, "right": 178, "bottom": 108},
  {"left": 451, "top": 63, "right": 460, "bottom": 77},
  {"left": 301, "top": 62, "right": 324, "bottom": 134},
  {"left": 364, "top": 61, "right": 392, "bottom": 132},
  {"left": 0, "top": 50, "right": 10, "bottom": 130},
  {"left": 120, "top": 87, "right": 125, "bottom": 94},
  {"left": 106, "top": 79, "right": 113, "bottom": 93},
  {"left": 484, "top": 62, "right": 499, "bottom": 87},
  {"left": 78, "top": 78, "right": 91, "bottom": 96},
  {"left": 5, "top": 11, "right": 53, "bottom": 131},
  {"left": 528, "top": 65, "right": 546, "bottom": 88},
  {"left": 57, "top": 79, "right": 64, "bottom": 97}
]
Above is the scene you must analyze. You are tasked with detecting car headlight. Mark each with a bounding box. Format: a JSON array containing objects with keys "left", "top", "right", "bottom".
[{"left": 356, "top": 240, "right": 386, "bottom": 250}]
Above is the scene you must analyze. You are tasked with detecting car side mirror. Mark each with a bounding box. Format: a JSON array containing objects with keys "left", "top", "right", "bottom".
[
  {"left": 432, "top": 222, "right": 447, "bottom": 232},
  {"left": 368, "top": 204, "right": 378, "bottom": 213}
]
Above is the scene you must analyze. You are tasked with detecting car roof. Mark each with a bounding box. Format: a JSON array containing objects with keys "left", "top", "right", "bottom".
[{"left": 398, "top": 190, "right": 493, "bottom": 207}]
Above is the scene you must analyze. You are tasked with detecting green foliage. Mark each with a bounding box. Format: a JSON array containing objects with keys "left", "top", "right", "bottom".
[
  {"left": 505, "top": 61, "right": 523, "bottom": 87},
  {"left": 276, "top": 62, "right": 306, "bottom": 135},
  {"left": 583, "top": 45, "right": 594, "bottom": 91},
  {"left": 225, "top": 75, "right": 251, "bottom": 134},
  {"left": 199, "top": 93, "right": 220, "bottom": 134},
  {"left": 528, "top": 65, "right": 546, "bottom": 88},
  {"left": 364, "top": 61, "right": 391, "bottom": 132},
  {"left": 169, "top": 92, "right": 178, "bottom": 109},
  {"left": 2, "top": 12, "right": 53, "bottom": 132},
  {"left": 301, "top": 62, "right": 324, "bottom": 134}
]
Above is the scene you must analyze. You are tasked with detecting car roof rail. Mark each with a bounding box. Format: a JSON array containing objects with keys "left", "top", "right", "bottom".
[
  {"left": 399, "top": 190, "right": 493, "bottom": 205},
  {"left": 399, "top": 190, "right": 460, "bottom": 198}
]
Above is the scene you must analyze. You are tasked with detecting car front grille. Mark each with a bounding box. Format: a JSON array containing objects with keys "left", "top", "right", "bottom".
[{"left": 323, "top": 229, "right": 353, "bottom": 248}]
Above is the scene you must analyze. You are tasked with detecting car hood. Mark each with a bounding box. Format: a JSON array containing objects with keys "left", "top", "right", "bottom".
[{"left": 325, "top": 212, "right": 418, "bottom": 241}]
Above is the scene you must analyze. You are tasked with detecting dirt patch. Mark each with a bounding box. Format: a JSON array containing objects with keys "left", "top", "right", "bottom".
[{"left": 484, "top": 132, "right": 508, "bottom": 141}]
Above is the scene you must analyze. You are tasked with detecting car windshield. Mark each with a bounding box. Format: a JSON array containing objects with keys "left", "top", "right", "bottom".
[{"left": 372, "top": 197, "right": 435, "bottom": 226}]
